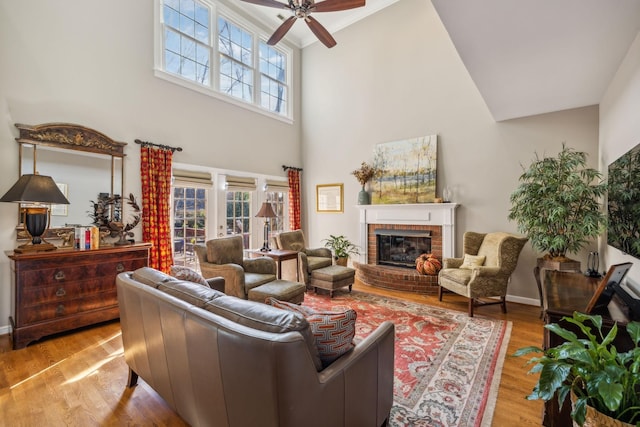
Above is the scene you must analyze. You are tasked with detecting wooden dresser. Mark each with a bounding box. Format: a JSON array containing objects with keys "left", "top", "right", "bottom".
[
  {"left": 541, "top": 270, "right": 633, "bottom": 426},
  {"left": 6, "top": 243, "right": 151, "bottom": 349}
]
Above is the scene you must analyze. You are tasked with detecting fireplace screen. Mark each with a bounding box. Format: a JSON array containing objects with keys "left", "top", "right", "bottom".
[{"left": 376, "top": 229, "right": 432, "bottom": 268}]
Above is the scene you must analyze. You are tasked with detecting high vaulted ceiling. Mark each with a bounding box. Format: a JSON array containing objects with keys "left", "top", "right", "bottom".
[{"left": 238, "top": 0, "right": 640, "bottom": 121}]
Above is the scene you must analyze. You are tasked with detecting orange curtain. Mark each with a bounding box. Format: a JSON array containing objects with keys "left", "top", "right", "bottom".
[
  {"left": 287, "top": 169, "right": 301, "bottom": 230},
  {"left": 140, "top": 146, "right": 173, "bottom": 272}
]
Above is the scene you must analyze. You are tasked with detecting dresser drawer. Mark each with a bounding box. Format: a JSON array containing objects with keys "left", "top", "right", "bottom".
[
  {"left": 19, "top": 278, "right": 118, "bottom": 307},
  {"left": 20, "top": 257, "right": 147, "bottom": 288},
  {"left": 20, "top": 290, "right": 119, "bottom": 325}
]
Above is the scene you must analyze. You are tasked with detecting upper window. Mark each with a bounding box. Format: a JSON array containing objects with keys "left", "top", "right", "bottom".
[{"left": 158, "top": 0, "right": 291, "bottom": 119}]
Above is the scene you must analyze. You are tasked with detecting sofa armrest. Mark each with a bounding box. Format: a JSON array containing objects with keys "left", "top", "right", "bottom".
[
  {"left": 318, "top": 321, "right": 395, "bottom": 425},
  {"left": 205, "top": 276, "right": 225, "bottom": 292},
  {"left": 471, "top": 266, "right": 502, "bottom": 277},
  {"left": 243, "top": 257, "right": 277, "bottom": 275}
]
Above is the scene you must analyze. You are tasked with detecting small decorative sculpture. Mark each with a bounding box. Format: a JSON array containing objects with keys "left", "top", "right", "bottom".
[
  {"left": 90, "top": 193, "right": 141, "bottom": 245},
  {"left": 57, "top": 230, "right": 75, "bottom": 247}
]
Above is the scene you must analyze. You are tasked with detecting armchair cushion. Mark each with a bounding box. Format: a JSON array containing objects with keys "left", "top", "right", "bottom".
[
  {"left": 459, "top": 254, "right": 486, "bottom": 270},
  {"left": 266, "top": 297, "right": 357, "bottom": 367},
  {"left": 206, "top": 235, "right": 244, "bottom": 266}
]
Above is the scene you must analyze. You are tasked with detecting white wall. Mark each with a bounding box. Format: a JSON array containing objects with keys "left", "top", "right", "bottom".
[
  {"left": 0, "top": 0, "right": 302, "bottom": 333},
  {"left": 600, "top": 32, "right": 640, "bottom": 285},
  {"left": 300, "top": 0, "right": 600, "bottom": 305}
]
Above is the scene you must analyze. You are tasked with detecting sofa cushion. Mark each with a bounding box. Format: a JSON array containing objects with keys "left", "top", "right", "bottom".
[
  {"left": 132, "top": 267, "right": 177, "bottom": 288},
  {"left": 158, "top": 280, "right": 225, "bottom": 308},
  {"left": 205, "top": 296, "right": 323, "bottom": 371},
  {"left": 266, "top": 297, "right": 357, "bottom": 367},
  {"left": 170, "top": 265, "right": 210, "bottom": 287}
]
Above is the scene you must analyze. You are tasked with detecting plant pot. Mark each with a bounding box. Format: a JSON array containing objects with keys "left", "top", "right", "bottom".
[
  {"left": 335, "top": 256, "right": 348, "bottom": 267},
  {"left": 572, "top": 403, "right": 634, "bottom": 427},
  {"left": 571, "top": 392, "right": 634, "bottom": 427}
]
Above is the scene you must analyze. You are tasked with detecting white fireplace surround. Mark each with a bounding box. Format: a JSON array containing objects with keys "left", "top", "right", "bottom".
[{"left": 357, "top": 203, "right": 459, "bottom": 263}]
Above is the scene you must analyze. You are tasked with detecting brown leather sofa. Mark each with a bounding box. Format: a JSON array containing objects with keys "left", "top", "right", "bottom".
[{"left": 116, "top": 267, "right": 395, "bottom": 427}]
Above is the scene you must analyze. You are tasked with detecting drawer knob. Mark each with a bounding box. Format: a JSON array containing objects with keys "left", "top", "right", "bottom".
[
  {"left": 54, "top": 270, "right": 65, "bottom": 281},
  {"left": 55, "top": 288, "right": 66, "bottom": 297},
  {"left": 116, "top": 263, "right": 125, "bottom": 273},
  {"left": 56, "top": 304, "right": 65, "bottom": 315}
]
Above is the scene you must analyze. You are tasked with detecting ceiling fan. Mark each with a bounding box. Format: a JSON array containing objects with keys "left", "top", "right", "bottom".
[{"left": 240, "top": 0, "right": 366, "bottom": 48}]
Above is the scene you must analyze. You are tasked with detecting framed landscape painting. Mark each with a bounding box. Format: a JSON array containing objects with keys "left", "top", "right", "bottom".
[{"left": 371, "top": 135, "right": 437, "bottom": 204}]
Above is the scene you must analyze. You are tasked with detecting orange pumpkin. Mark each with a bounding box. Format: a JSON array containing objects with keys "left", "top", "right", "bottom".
[{"left": 415, "top": 253, "right": 442, "bottom": 275}]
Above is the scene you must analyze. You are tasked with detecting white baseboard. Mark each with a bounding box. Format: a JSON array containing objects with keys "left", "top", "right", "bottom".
[
  {"left": 506, "top": 294, "right": 540, "bottom": 307},
  {"left": 0, "top": 325, "right": 10, "bottom": 336}
]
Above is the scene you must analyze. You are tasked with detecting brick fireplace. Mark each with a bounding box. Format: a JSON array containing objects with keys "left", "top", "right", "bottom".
[{"left": 355, "top": 203, "right": 458, "bottom": 294}]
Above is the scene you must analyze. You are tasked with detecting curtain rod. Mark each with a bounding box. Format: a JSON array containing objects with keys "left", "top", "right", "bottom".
[
  {"left": 282, "top": 165, "right": 303, "bottom": 172},
  {"left": 135, "top": 139, "right": 183, "bottom": 152}
]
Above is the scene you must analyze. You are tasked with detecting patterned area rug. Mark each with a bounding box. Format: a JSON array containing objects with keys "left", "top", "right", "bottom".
[{"left": 303, "top": 290, "right": 512, "bottom": 427}]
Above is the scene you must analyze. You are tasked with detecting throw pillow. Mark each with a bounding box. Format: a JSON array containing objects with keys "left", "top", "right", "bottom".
[
  {"left": 459, "top": 254, "right": 486, "bottom": 269},
  {"left": 266, "top": 297, "right": 357, "bottom": 367},
  {"left": 170, "top": 265, "right": 210, "bottom": 287}
]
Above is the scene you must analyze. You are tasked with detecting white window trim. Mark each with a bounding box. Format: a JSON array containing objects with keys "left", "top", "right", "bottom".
[{"left": 154, "top": 0, "right": 294, "bottom": 124}]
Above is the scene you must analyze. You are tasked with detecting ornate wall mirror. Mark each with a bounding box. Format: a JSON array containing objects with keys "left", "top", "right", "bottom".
[{"left": 15, "top": 123, "right": 126, "bottom": 239}]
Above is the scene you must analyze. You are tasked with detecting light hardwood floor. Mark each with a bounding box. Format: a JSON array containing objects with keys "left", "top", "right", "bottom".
[{"left": 0, "top": 281, "right": 544, "bottom": 426}]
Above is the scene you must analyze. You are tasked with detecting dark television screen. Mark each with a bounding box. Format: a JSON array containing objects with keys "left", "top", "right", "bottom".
[{"left": 608, "top": 142, "right": 640, "bottom": 258}]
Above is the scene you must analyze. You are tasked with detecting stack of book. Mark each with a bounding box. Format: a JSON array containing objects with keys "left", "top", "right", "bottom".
[{"left": 74, "top": 226, "right": 100, "bottom": 250}]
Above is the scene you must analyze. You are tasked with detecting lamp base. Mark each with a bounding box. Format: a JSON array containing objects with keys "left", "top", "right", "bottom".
[
  {"left": 260, "top": 244, "right": 271, "bottom": 252},
  {"left": 14, "top": 242, "right": 58, "bottom": 253}
]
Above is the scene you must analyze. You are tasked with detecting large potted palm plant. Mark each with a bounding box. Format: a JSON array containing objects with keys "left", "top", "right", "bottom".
[
  {"left": 508, "top": 144, "right": 607, "bottom": 263},
  {"left": 515, "top": 312, "right": 640, "bottom": 426}
]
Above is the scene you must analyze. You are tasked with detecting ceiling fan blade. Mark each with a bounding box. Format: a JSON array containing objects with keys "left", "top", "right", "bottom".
[
  {"left": 239, "top": 0, "right": 289, "bottom": 9},
  {"left": 312, "top": 0, "right": 365, "bottom": 13},
  {"left": 267, "top": 16, "right": 297, "bottom": 45},
  {"left": 305, "top": 16, "right": 337, "bottom": 48}
]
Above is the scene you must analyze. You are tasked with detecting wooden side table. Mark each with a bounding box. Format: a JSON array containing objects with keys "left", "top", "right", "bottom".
[
  {"left": 534, "top": 258, "right": 581, "bottom": 316},
  {"left": 248, "top": 249, "right": 299, "bottom": 281}
]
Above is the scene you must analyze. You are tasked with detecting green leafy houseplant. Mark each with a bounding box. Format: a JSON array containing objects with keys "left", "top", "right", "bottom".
[
  {"left": 514, "top": 312, "right": 640, "bottom": 426},
  {"left": 322, "top": 235, "right": 360, "bottom": 264},
  {"left": 508, "top": 144, "right": 607, "bottom": 260}
]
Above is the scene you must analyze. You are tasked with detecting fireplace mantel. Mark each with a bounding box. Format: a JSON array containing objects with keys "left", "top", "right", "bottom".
[{"left": 357, "top": 203, "right": 459, "bottom": 262}]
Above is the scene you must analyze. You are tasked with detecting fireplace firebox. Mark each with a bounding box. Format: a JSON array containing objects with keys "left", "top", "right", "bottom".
[{"left": 375, "top": 229, "right": 432, "bottom": 269}]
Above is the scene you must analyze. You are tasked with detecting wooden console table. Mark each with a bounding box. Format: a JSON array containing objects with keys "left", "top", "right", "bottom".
[
  {"left": 541, "top": 270, "right": 632, "bottom": 426},
  {"left": 6, "top": 243, "right": 151, "bottom": 349}
]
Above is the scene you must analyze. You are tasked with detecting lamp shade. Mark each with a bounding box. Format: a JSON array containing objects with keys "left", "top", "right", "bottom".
[
  {"left": 0, "top": 174, "right": 69, "bottom": 204},
  {"left": 255, "top": 202, "right": 276, "bottom": 218}
]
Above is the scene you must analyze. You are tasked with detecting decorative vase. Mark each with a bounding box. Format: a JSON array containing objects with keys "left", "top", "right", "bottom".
[{"left": 357, "top": 185, "right": 370, "bottom": 205}]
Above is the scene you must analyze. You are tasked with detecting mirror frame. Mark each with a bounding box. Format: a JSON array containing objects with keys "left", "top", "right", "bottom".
[{"left": 14, "top": 122, "right": 127, "bottom": 240}]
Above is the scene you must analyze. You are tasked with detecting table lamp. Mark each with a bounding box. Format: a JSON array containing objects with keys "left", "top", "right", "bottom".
[
  {"left": 0, "top": 173, "right": 70, "bottom": 253},
  {"left": 255, "top": 202, "right": 276, "bottom": 252}
]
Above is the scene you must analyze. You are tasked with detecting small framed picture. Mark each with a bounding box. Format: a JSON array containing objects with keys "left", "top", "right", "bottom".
[
  {"left": 316, "top": 183, "right": 343, "bottom": 213},
  {"left": 51, "top": 183, "right": 68, "bottom": 216}
]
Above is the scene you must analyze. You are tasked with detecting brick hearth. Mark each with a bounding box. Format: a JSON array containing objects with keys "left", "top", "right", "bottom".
[{"left": 355, "top": 262, "right": 440, "bottom": 294}]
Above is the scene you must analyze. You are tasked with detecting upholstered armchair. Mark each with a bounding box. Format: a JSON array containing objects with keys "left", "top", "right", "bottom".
[
  {"left": 438, "top": 231, "right": 528, "bottom": 317},
  {"left": 194, "top": 235, "right": 277, "bottom": 299},
  {"left": 274, "top": 230, "right": 332, "bottom": 286}
]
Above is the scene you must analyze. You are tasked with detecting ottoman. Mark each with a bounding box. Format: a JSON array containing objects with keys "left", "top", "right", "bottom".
[
  {"left": 310, "top": 265, "right": 355, "bottom": 298},
  {"left": 248, "top": 279, "right": 306, "bottom": 304}
]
